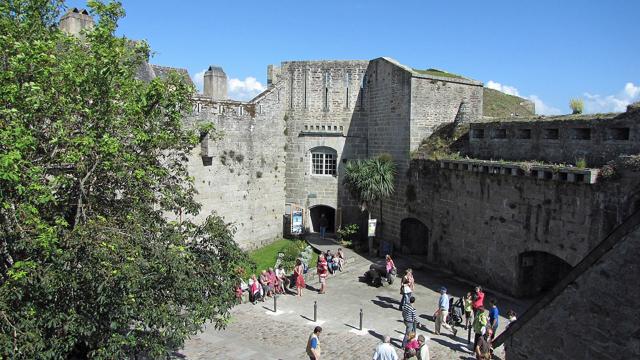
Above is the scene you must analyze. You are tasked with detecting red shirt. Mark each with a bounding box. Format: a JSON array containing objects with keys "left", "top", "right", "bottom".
[{"left": 473, "top": 291, "right": 485, "bottom": 310}]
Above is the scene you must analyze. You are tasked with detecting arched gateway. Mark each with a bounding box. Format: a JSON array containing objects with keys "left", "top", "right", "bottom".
[
  {"left": 518, "top": 251, "right": 572, "bottom": 297},
  {"left": 400, "top": 218, "right": 429, "bottom": 255}
]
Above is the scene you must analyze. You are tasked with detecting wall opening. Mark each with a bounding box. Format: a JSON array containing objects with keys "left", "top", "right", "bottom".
[
  {"left": 543, "top": 128, "right": 559, "bottom": 140},
  {"left": 516, "top": 129, "right": 532, "bottom": 139},
  {"left": 471, "top": 128, "right": 485, "bottom": 139},
  {"left": 571, "top": 128, "right": 591, "bottom": 140},
  {"left": 607, "top": 127, "right": 630, "bottom": 141},
  {"left": 518, "top": 251, "right": 572, "bottom": 297},
  {"left": 309, "top": 205, "right": 335, "bottom": 234},
  {"left": 400, "top": 218, "right": 429, "bottom": 256},
  {"left": 492, "top": 128, "right": 507, "bottom": 139}
]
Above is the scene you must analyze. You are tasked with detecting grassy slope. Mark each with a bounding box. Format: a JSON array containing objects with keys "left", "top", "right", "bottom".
[
  {"left": 412, "top": 68, "right": 465, "bottom": 79},
  {"left": 248, "top": 238, "right": 318, "bottom": 273},
  {"left": 483, "top": 88, "right": 535, "bottom": 118}
]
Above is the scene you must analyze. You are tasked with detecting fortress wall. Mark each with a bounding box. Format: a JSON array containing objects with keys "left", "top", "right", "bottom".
[
  {"left": 185, "top": 86, "right": 286, "bottom": 250},
  {"left": 399, "top": 160, "right": 640, "bottom": 296},
  {"left": 506, "top": 218, "right": 640, "bottom": 359},
  {"left": 281, "top": 61, "right": 369, "bottom": 229},
  {"left": 468, "top": 110, "right": 640, "bottom": 166}
]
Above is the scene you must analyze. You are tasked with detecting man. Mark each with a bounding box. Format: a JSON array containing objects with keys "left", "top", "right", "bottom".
[
  {"left": 472, "top": 306, "right": 488, "bottom": 351},
  {"left": 488, "top": 298, "right": 499, "bottom": 341},
  {"left": 306, "top": 326, "right": 322, "bottom": 360},
  {"left": 434, "top": 287, "right": 457, "bottom": 337},
  {"left": 474, "top": 327, "right": 492, "bottom": 360},
  {"left": 417, "top": 334, "right": 430, "bottom": 360},
  {"left": 402, "top": 296, "right": 418, "bottom": 348},
  {"left": 372, "top": 335, "right": 398, "bottom": 360},
  {"left": 319, "top": 213, "right": 328, "bottom": 239}
]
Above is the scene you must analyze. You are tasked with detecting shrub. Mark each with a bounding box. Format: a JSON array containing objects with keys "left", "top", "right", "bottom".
[{"left": 570, "top": 98, "right": 584, "bottom": 114}]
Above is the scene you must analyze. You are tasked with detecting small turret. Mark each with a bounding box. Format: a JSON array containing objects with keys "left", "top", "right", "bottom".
[
  {"left": 59, "top": 8, "right": 94, "bottom": 37},
  {"left": 203, "top": 66, "right": 227, "bottom": 100}
]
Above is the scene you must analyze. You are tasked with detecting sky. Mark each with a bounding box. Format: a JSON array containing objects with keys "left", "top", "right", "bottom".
[{"left": 63, "top": 0, "right": 640, "bottom": 115}]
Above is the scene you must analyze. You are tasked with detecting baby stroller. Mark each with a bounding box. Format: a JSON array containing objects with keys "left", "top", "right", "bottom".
[{"left": 447, "top": 297, "right": 464, "bottom": 327}]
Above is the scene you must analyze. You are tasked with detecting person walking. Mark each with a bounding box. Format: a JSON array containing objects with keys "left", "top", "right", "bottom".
[
  {"left": 319, "top": 214, "right": 328, "bottom": 239},
  {"left": 488, "top": 298, "right": 499, "bottom": 341},
  {"left": 317, "top": 254, "right": 328, "bottom": 294},
  {"left": 472, "top": 306, "right": 488, "bottom": 351},
  {"left": 434, "top": 287, "right": 457, "bottom": 337},
  {"left": 372, "top": 335, "right": 399, "bottom": 360},
  {"left": 294, "top": 258, "right": 305, "bottom": 297},
  {"left": 472, "top": 286, "right": 485, "bottom": 313},
  {"left": 306, "top": 326, "right": 322, "bottom": 360},
  {"left": 463, "top": 292, "right": 473, "bottom": 330},
  {"left": 416, "top": 334, "right": 430, "bottom": 360},
  {"left": 385, "top": 254, "right": 396, "bottom": 283},
  {"left": 402, "top": 296, "right": 418, "bottom": 348},
  {"left": 399, "top": 269, "right": 413, "bottom": 310}
]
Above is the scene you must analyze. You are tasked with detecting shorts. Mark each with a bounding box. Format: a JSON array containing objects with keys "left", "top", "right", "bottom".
[
  {"left": 465, "top": 311, "right": 472, "bottom": 319},
  {"left": 319, "top": 276, "right": 326, "bottom": 284}
]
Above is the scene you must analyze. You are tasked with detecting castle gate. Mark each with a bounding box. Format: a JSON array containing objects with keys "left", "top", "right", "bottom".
[
  {"left": 518, "top": 251, "right": 572, "bottom": 298},
  {"left": 400, "top": 218, "right": 429, "bottom": 255},
  {"left": 309, "top": 205, "right": 335, "bottom": 234}
]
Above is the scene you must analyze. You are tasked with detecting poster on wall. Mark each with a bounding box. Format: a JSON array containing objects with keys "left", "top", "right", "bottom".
[
  {"left": 367, "top": 218, "right": 377, "bottom": 237},
  {"left": 291, "top": 210, "right": 304, "bottom": 235}
]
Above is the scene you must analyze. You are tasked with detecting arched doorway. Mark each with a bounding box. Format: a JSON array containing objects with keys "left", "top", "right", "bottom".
[
  {"left": 400, "top": 218, "right": 429, "bottom": 255},
  {"left": 309, "top": 205, "right": 335, "bottom": 234},
  {"left": 518, "top": 251, "right": 572, "bottom": 298}
]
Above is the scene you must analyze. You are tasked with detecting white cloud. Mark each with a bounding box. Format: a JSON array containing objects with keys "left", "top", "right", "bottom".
[
  {"left": 191, "top": 71, "right": 266, "bottom": 101},
  {"left": 486, "top": 80, "right": 561, "bottom": 115},
  {"left": 583, "top": 82, "right": 640, "bottom": 113},
  {"left": 527, "top": 95, "right": 562, "bottom": 116},
  {"left": 192, "top": 69, "right": 206, "bottom": 92},
  {"left": 228, "top": 77, "right": 266, "bottom": 101},
  {"left": 486, "top": 80, "right": 520, "bottom": 97}
]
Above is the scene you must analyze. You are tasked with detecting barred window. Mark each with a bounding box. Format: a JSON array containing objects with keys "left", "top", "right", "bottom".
[{"left": 310, "top": 147, "right": 337, "bottom": 176}]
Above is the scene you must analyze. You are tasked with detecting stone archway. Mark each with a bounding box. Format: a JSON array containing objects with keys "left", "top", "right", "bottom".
[
  {"left": 518, "top": 251, "right": 572, "bottom": 298},
  {"left": 400, "top": 218, "right": 429, "bottom": 255},
  {"left": 309, "top": 205, "right": 336, "bottom": 234}
]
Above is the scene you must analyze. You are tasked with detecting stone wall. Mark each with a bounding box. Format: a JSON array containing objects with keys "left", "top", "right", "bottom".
[
  {"left": 184, "top": 85, "right": 286, "bottom": 250},
  {"left": 365, "top": 58, "right": 483, "bottom": 244},
  {"left": 281, "top": 60, "right": 370, "bottom": 231},
  {"left": 468, "top": 109, "right": 640, "bottom": 166},
  {"left": 504, "top": 216, "right": 640, "bottom": 359},
  {"left": 395, "top": 160, "right": 640, "bottom": 296}
]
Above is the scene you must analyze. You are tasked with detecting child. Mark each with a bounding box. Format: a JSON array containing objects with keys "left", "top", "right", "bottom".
[{"left": 464, "top": 292, "right": 473, "bottom": 330}]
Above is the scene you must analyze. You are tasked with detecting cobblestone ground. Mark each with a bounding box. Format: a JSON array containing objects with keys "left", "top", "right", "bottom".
[{"left": 177, "top": 248, "right": 525, "bottom": 360}]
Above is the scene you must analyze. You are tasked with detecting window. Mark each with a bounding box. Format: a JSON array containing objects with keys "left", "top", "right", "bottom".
[
  {"left": 516, "top": 129, "right": 532, "bottom": 139},
  {"left": 471, "top": 128, "right": 485, "bottom": 139},
  {"left": 543, "top": 129, "right": 559, "bottom": 140},
  {"left": 311, "top": 147, "right": 337, "bottom": 176},
  {"left": 607, "top": 127, "right": 630, "bottom": 141},
  {"left": 571, "top": 128, "right": 591, "bottom": 140},
  {"left": 492, "top": 129, "right": 507, "bottom": 139}
]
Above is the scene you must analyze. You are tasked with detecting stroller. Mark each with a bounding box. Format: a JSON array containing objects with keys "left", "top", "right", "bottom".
[{"left": 447, "top": 297, "right": 465, "bottom": 327}]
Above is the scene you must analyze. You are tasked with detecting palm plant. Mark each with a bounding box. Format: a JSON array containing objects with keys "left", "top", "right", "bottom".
[{"left": 343, "top": 155, "right": 396, "bottom": 252}]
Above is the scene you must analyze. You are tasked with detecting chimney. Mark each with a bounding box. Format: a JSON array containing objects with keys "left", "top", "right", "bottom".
[
  {"left": 267, "top": 64, "right": 281, "bottom": 86},
  {"left": 59, "top": 8, "right": 94, "bottom": 37},
  {"left": 203, "top": 66, "right": 227, "bottom": 100}
]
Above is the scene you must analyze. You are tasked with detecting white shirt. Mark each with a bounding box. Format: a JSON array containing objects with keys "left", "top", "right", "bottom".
[{"left": 372, "top": 342, "right": 398, "bottom": 360}]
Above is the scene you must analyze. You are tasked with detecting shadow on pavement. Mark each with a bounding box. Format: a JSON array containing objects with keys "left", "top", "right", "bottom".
[
  {"left": 371, "top": 299, "right": 396, "bottom": 310},
  {"left": 376, "top": 295, "right": 400, "bottom": 306},
  {"left": 368, "top": 329, "right": 403, "bottom": 349},
  {"left": 431, "top": 337, "right": 472, "bottom": 354}
]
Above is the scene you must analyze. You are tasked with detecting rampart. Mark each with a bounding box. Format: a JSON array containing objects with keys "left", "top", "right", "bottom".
[{"left": 468, "top": 109, "right": 640, "bottom": 166}]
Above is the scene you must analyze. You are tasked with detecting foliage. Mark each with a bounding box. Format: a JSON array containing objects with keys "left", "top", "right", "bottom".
[
  {"left": 343, "top": 155, "right": 396, "bottom": 214},
  {"left": 576, "top": 157, "right": 587, "bottom": 169},
  {"left": 416, "top": 122, "right": 468, "bottom": 160},
  {"left": 0, "top": 1, "right": 247, "bottom": 358},
  {"left": 247, "top": 238, "right": 318, "bottom": 274},
  {"left": 483, "top": 88, "right": 535, "bottom": 118},
  {"left": 336, "top": 223, "right": 359, "bottom": 244},
  {"left": 570, "top": 98, "right": 584, "bottom": 114}
]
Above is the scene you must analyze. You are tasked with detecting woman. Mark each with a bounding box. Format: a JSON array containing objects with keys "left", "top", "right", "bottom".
[
  {"left": 317, "top": 254, "right": 328, "bottom": 294},
  {"left": 464, "top": 292, "right": 473, "bottom": 330},
  {"left": 399, "top": 269, "right": 413, "bottom": 309},
  {"left": 260, "top": 270, "right": 272, "bottom": 298},
  {"left": 336, "top": 248, "right": 345, "bottom": 271},
  {"left": 275, "top": 264, "right": 289, "bottom": 293},
  {"left": 404, "top": 331, "right": 420, "bottom": 358},
  {"left": 249, "top": 274, "right": 263, "bottom": 304},
  {"left": 472, "top": 286, "right": 485, "bottom": 313},
  {"left": 294, "top": 258, "right": 305, "bottom": 297},
  {"left": 385, "top": 254, "right": 396, "bottom": 283}
]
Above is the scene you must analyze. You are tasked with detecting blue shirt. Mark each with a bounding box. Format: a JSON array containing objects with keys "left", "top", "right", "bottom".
[
  {"left": 439, "top": 293, "right": 449, "bottom": 310},
  {"left": 489, "top": 306, "right": 499, "bottom": 326},
  {"left": 310, "top": 337, "right": 318, "bottom": 349}
]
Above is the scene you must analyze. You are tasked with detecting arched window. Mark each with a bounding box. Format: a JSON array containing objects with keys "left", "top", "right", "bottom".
[{"left": 310, "top": 146, "right": 337, "bottom": 176}]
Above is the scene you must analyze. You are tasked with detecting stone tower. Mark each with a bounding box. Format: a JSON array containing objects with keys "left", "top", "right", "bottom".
[
  {"left": 59, "top": 8, "right": 94, "bottom": 37},
  {"left": 203, "top": 66, "right": 227, "bottom": 100}
]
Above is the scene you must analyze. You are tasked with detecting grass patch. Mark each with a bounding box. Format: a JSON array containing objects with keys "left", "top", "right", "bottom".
[
  {"left": 483, "top": 88, "right": 535, "bottom": 118},
  {"left": 412, "top": 68, "right": 465, "bottom": 79},
  {"left": 247, "top": 238, "right": 318, "bottom": 273}
]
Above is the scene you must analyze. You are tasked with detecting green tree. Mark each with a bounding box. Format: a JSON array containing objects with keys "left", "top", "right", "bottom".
[
  {"left": 0, "top": 1, "right": 247, "bottom": 358},
  {"left": 343, "top": 155, "right": 396, "bottom": 253},
  {"left": 570, "top": 98, "right": 584, "bottom": 114}
]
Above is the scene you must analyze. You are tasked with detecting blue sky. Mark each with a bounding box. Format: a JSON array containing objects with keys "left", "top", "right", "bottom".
[{"left": 64, "top": 0, "right": 639, "bottom": 114}]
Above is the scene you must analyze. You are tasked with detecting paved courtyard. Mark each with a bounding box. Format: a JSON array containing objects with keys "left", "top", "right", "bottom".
[{"left": 178, "top": 237, "right": 528, "bottom": 359}]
